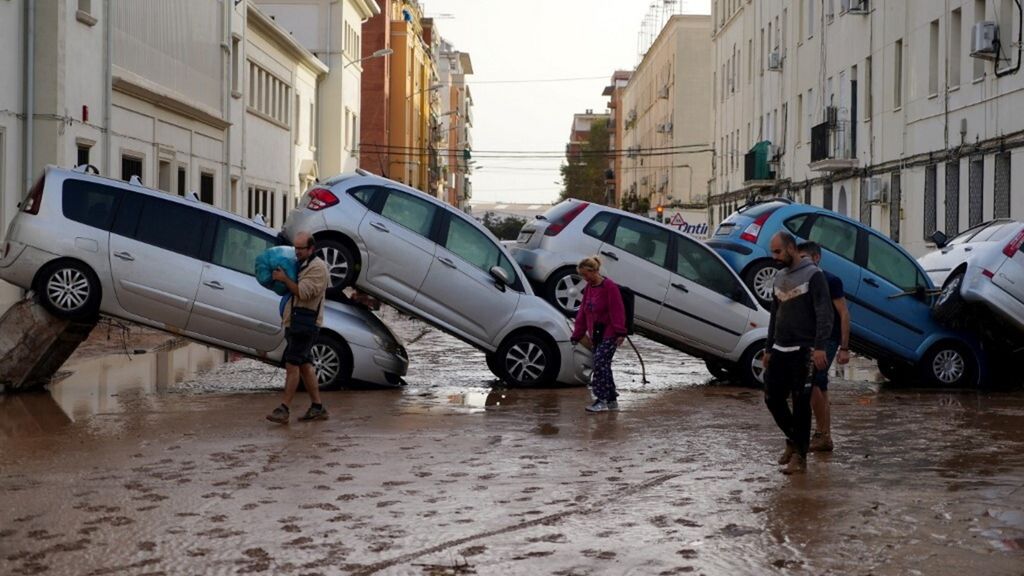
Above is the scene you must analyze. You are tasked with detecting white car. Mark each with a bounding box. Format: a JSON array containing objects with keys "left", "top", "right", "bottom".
[
  {"left": 919, "top": 219, "right": 1024, "bottom": 337},
  {"left": 510, "top": 199, "right": 770, "bottom": 386},
  {"left": 0, "top": 165, "right": 409, "bottom": 388},
  {"left": 280, "top": 170, "right": 591, "bottom": 387}
]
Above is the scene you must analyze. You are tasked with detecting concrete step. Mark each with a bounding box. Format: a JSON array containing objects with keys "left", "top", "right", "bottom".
[{"left": 0, "top": 298, "right": 96, "bottom": 393}]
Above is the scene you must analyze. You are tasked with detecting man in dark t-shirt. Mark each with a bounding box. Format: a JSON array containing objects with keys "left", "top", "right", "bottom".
[{"left": 798, "top": 242, "right": 851, "bottom": 453}]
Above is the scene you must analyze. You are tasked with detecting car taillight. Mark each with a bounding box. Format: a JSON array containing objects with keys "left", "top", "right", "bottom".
[
  {"left": 982, "top": 268, "right": 995, "bottom": 279},
  {"left": 1003, "top": 229, "right": 1024, "bottom": 257},
  {"left": 739, "top": 210, "right": 775, "bottom": 243},
  {"left": 21, "top": 175, "right": 45, "bottom": 215},
  {"left": 544, "top": 202, "right": 589, "bottom": 237},
  {"left": 306, "top": 187, "right": 339, "bottom": 211}
]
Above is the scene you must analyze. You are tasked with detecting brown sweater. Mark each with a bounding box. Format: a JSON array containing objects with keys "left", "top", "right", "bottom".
[{"left": 282, "top": 256, "right": 329, "bottom": 328}]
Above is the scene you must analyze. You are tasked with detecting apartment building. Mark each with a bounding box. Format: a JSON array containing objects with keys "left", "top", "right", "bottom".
[
  {"left": 711, "top": 0, "right": 1024, "bottom": 256},
  {"left": 436, "top": 38, "right": 474, "bottom": 210},
  {"left": 622, "top": 15, "right": 714, "bottom": 234},
  {"left": 603, "top": 70, "right": 632, "bottom": 207}
]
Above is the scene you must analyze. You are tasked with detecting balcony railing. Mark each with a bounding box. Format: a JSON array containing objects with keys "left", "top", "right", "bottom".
[
  {"left": 810, "top": 121, "right": 857, "bottom": 171},
  {"left": 743, "top": 140, "right": 776, "bottom": 185}
]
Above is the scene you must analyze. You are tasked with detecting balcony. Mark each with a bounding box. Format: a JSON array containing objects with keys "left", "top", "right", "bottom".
[
  {"left": 743, "top": 141, "right": 777, "bottom": 188},
  {"left": 809, "top": 119, "right": 858, "bottom": 172}
]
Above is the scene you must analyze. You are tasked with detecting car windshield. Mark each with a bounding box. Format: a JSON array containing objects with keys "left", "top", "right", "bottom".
[
  {"left": 537, "top": 201, "right": 581, "bottom": 222},
  {"left": 946, "top": 221, "right": 992, "bottom": 245}
]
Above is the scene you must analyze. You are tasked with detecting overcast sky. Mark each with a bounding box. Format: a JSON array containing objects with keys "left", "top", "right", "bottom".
[{"left": 421, "top": 0, "right": 712, "bottom": 206}]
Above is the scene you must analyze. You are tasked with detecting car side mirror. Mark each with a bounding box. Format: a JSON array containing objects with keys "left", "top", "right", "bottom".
[
  {"left": 489, "top": 266, "right": 509, "bottom": 291},
  {"left": 930, "top": 230, "right": 948, "bottom": 249}
]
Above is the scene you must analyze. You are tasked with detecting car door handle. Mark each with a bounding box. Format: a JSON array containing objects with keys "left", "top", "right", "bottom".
[
  {"left": 600, "top": 250, "right": 619, "bottom": 261},
  {"left": 203, "top": 281, "right": 224, "bottom": 290},
  {"left": 671, "top": 282, "right": 689, "bottom": 293},
  {"left": 863, "top": 278, "right": 880, "bottom": 288},
  {"left": 438, "top": 256, "right": 457, "bottom": 268},
  {"left": 964, "top": 247, "right": 973, "bottom": 252},
  {"left": 370, "top": 221, "right": 390, "bottom": 233},
  {"left": 113, "top": 251, "right": 135, "bottom": 261}
]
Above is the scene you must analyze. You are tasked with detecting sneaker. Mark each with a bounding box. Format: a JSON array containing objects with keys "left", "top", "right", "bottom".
[
  {"left": 266, "top": 405, "right": 289, "bottom": 424},
  {"left": 781, "top": 453, "right": 807, "bottom": 475},
  {"left": 585, "top": 400, "right": 609, "bottom": 413},
  {"left": 777, "top": 442, "right": 796, "bottom": 465},
  {"left": 299, "top": 405, "right": 329, "bottom": 422},
  {"left": 607, "top": 400, "right": 620, "bottom": 411},
  {"left": 809, "top": 432, "right": 834, "bottom": 453}
]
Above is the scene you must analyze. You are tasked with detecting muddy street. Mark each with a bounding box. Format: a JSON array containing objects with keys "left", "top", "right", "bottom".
[{"left": 2, "top": 311, "right": 1023, "bottom": 576}]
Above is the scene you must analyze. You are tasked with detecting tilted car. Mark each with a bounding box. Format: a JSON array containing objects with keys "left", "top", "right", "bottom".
[
  {"left": 280, "top": 170, "right": 591, "bottom": 387},
  {"left": 509, "top": 199, "right": 770, "bottom": 387},
  {"left": 0, "top": 165, "right": 408, "bottom": 388},
  {"left": 708, "top": 199, "right": 986, "bottom": 387},
  {"left": 918, "top": 219, "right": 1024, "bottom": 340}
]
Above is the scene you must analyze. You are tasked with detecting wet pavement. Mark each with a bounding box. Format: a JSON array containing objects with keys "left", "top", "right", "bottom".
[{"left": 2, "top": 309, "right": 1024, "bottom": 575}]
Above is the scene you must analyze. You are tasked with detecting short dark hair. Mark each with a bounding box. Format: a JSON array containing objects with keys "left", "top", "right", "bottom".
[
  {"left": 798, "top": 241, "right": 821, "bottom": 258},
  {"left": 774, "top": 230, "right": 797, "bottom": 249}
]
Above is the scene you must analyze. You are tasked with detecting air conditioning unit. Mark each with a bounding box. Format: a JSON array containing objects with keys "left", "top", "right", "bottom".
[
  {"left": 767, "top": 50, "right": 782, "bottom": 71},
  {"left": 843, "top": 0, "right": 869, "bottom": 14},
  {"left": 658, "top": 85, "right": 670, "bottom": 99},
  {"left": 865, "top": 177, "right": 889, "bottom": 204},
  {"left": 971, "top": 21, "right": 999, "bottom": 60}
]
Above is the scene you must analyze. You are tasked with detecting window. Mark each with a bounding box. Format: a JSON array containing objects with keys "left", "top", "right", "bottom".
[
  {"left": 177, "top": 166, "right": 187, "bottom": 196},
  {"left": 350, "top": 186, "right": 380, "bottom": 207},
  {"left": 1000, "top": 0, "right": 1016, "bottom": 72},
  {"left": 866, "top": 234, "right": 921, "bottom": 291},
  {"left": 748, "top": 38, "right": 753, "bottom": 83},
  {"left": 351, "top": 112, "right": 359, "bottom": 153},
  {"left": 946, "top": 160, "right": 960, "bottom": 235},
  {"left": 995, "top": 151, "right": 1012, "bottom": 218},
  {"left": 807, "top": 216, "right": 859, "bottom": 261},
  {"left": 969, "top": 157, "right": 984, "bottom": 227},
  {"left": 247, "top": 61, "right": 291, "bottom": 126},
  {"left": 807, "top": 0, "right": 815, "bottom": 38},
  {"left": 797, "top": 94, "right": 803, "bottom": 144},
  {"left": 583, "top": 212, "right": 615, "bottom": 240},
  {"left": 894, "top": 39, "right": 904, "bottom": 109},
  {"left": 77, "top": 145, "right": 90, "bottom": 168},
  {"left": 212, "top": 219, "right": 276, "bottom": 276},
  {"left": 924, "top": 164, "right": 938, "bottom": 239},
  {"left": 674, "top": 236, "right": 743, "bottom": 299},
  {"left": 974, "top": 0, "right": 987, "bottom": 79},
  {"left": 135, "top": 196, "right": 206, "bottom": 258},
  {"left": 231, "top": 37, "right": 241, "bottom": 95},
  {"left": 950, "top": 9, "right": 962, "bottom": 88},
  {"left": 294, "top": 95, "right": 301, "bottom": 145},
  {"left": 610, "top": 217, "right": 670, "bottom": 267},
  {"left": 159, "top": 161, "right": 171, "bottom": 193},
  {"left": 929, "top": 20, "right": 940, "bottom": 96},
  {"left": 62, "top": 180, "right": 122, "bottom": 231},
  {"left": 121, "top": 155, "right": 142, "bottom": 182},
  {"left": 864, "top": 56, "right": 873, "bottom": 119},
  {"left": 200, "top": 172, "right": 214, "bottom": 205},
  {"left": 380, "top": 190, "right": 437, "bottom": 237},
  {"left": 247, "top": 186, "right": 270, "bottom": 219},
  {"left": 309, "top": 102, "right": 316, "bottom": 149}
]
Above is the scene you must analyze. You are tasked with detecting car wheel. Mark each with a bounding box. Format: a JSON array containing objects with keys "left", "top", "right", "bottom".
[
  {"left": 877, "top": 359, "right": 901, "bottom": 382},
  {"left": 738, "top": 341, "right": 767, "bottom": 388},
  {"left": 316, "top": 239, "right": 357, "bottom": 290},
  {"left": 494, "top": 333, "right": 560, "bottom": 386},
  {"left": 933, "top": 271, "right": 966, "bottom": 326},
  {"left": 36, "top": 260, "right": 101, "bottom": 320},
  {"left": 920, "top": 341, "right": 977, "bottom": 387},
  {"left": 310, "top": 333, "right": 353, "bottom": 389},
  {"left": 743, "top": 260, "right": 778, "bottom": 308},
  {"left": 704, "top": 359, "right": 733, "bottom": 381},
  {"left": 544, "top": 267, "right": 586, "bottom": 317}
]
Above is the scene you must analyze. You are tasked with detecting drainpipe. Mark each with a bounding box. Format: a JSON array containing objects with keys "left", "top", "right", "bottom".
[
  {"left": 223, "top": 0, "right": 231, "bottom": 210},
  {"left": 103, "top": 0, "right": 112, "bottom": 177},
  {"left": 23, "top": 0, "right": 34, "bottom": 191}
]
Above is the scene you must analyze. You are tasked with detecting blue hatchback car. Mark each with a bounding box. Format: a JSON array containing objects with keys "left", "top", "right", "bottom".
[{"left": 707, "top": 199, "right": 985, "bottom": 387}]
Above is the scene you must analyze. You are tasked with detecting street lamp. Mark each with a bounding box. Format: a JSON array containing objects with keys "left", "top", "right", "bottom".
[{"left": 343, "top": 48, "right": 393, "bottom": 68}]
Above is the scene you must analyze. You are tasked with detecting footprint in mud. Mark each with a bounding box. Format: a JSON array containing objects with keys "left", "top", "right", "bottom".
[
  {"left": 582, "top": 549, "right": 617, "bottom": 560},
  {"left": 300, "top": 503, "right": 340, "bottom": 512},
  {"left": 26, "top": 529, "right": 61, "bottom": 540},
  {"left": 675, "top": 519, "right": 701, "bottom": 528},
  {"left": 376, "top": 501, "right": 400, "bottom": 508},
  {"left": 83, "top": 516, "right": 134, "bottom": 527},
  {"left": 719, "top": 523, "right": 759, "bottom": 538},
  {"left": 286, "top": 537, "right": 314, "bottom": 546},
  {"left": 649, "top": 515, "right": 673, "bottom": 528},
  {"left": 527, "top": 533, "right": 568, "bottom": 544},
  {"left": 136, "top": 505, "right": 160, "bottom": 512},
  {"left": 676, "top": 548, "right": 699, "bottom": 559},
  {"left": 138, "top": 541, "right": 157, "bottom": 552},
  {"left": 237, "top": 547, "right": 273, "bottom": 572},
  {"left": 197, "top": 527, "right": 246, "bottom": 539},
  {"left": 281, "top": 524, "right": 302, "bottom": 533},
  {"left": 382, "top": 480, "right": 412, "bottom": 487},
  {"left": 460, "top": 545, "right": 487, "bottom": 557},
  {"left": 336, "top": 494, "right": 358, "bottom": 502},
  {"left": 477, "top": 473, "right": 497, "bottom": 480},
  {"left": 659, "top": 567, "right": 696, "bottom": 574},
  {"left": 414, "top": 471, "right": 432, "bottom": 478},
  {"left": 241, "top": 503, "right": 259, "bottom": 511}
]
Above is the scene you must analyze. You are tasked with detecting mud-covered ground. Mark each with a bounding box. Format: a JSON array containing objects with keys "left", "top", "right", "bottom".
[{"left": 1, "top": 310, "right": 1023, "bottom": 575}]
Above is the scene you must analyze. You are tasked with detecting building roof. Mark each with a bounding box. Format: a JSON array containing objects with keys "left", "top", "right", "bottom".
[{"left": 247, "top": 4, "right": 329, "bottom": 75}]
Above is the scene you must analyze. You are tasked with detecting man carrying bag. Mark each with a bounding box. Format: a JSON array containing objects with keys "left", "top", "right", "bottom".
[{"left": 266, "top": 232, "right": 330, "bottom": 424}]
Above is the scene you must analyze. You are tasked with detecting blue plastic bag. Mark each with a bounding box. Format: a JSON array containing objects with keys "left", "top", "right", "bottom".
[{"left": 255, "top": 246, "right": 298, "bottom": 296}]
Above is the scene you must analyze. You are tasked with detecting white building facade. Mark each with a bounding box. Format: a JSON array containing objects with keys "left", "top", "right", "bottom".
[{"left": 711, "top": 0, "right": 1024, "bottom": 256}]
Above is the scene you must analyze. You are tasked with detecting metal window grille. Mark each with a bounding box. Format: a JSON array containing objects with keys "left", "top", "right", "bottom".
[
  {"left": 945, "top": 160, "right": 960, "bottom": 236},
  {"left": 968, "top": 157, "right": 984, "bottom": 227},
  {"left": 995, "top": 152, "right": 1011, "bottom": 218},
  {"left": 924, "top": 164, "right": 937, "bottom": 239},
  {"left": 889, "top": 172, "right": 901, "bottom": 242}
]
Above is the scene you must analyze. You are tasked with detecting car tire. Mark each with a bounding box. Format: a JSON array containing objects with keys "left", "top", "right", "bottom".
[
  {"left": 310, "top": 333, "right": 353, "bottom": 389},
  {"left": 544, "top": 267, "right": 586, "bottom": 317},
  {"left": 920, "top": 341, "right": 978, "bottom": 387},
  {"left": 36, "top": 260, "right": 101, "bottom": 320},
  {"left": 933, "top": 271, "right": 966, "bottom": 326},
  {"left": 316, "top": 238, "right": 357, "bottom": 290},
  {"left": 737, "top": 341, "right": 767, "bottom": 388},
  {"left": 743, "top": 260, "right": 779, "bottom": 308},
  {"left": 704, "top": 359, "right": 733, "bottom": 381},
  {"left": 493, "top": 333, "right": 560, "bottom": 386}
]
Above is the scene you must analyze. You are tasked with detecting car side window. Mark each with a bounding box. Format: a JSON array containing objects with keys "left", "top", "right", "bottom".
[
  {"left": 674, "top": 235, "right": 744, "bottom": 298},
  {"left": 380, "top": 190, "right": 436, "bottom": 237},
  {"left": 62, "top": 180, "right": 124, "bottom": 231},
  {"left": 610, "top": 217, "right": 670, "bottom": 266},
  {"left": 349, "top": 186, "right": 379, "bottom": 208},
  {"left": 134, "top": 196, "right": 206, "bottom": 258},
  {"left": 583, "top": 212, "right": 614, "bottom": 240},
  {"left": 445, "top": 216, "right": 501, "bottom": 273},
  {"left": 783, "top": 214, "right": 808, "bottom": 235},
  {"left": 866, "top": 234, "right": 921, "bottom": 290},
  {"left": 212, "top": 219, "right": 276, "bottom": 276},
  {"left": 807, "top": 216, "right": 858, "bottom": 261}
]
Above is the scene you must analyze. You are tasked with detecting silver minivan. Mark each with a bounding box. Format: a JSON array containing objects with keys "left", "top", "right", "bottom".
[{"left": 0, "top": 166, "right": 408, "bottom": 388}]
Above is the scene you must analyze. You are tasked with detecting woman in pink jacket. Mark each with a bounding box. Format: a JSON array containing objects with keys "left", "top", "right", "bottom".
[{"left": 570, "top": 256, "right": 627, "bottom": 413}]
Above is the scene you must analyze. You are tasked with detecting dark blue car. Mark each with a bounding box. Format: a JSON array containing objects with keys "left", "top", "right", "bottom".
[{"left": 708, "top": 199, "right": 985, "bottom": 387}]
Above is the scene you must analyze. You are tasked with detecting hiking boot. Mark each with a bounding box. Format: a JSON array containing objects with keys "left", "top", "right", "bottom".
[
  {"left": 266, "top": 405, "right": 289, "bottom": 424},
  {"left": 781, "top": 453, "right": 807, "bottom": 475},
  {"left": 777, "top": 442, "right": 796, "bottom": 465},
  {"left": 299, "top": 404, "right": 329, "bottom": 422},
  {"left": 607, "top": 400, "right": 620, "bottom": 411},
  {"left": 809, "top": 432, "right": 834, "bottom": 453},
  {"left": 586, "top": 400, "right": 609, "bottom": 413}
]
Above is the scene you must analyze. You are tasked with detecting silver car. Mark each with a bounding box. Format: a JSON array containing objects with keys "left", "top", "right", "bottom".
[
  {"left": 510, "top": 199, "right": 770, "bottom": 386},
  {"left": 920, "top": 219, "right": 1024, "bottom": 337},
  {"left": 280, "top": 170, "right": 591, "bottom": 387},
  {"left": 0, "top": 165, "right": 408, "bottom": 388}
]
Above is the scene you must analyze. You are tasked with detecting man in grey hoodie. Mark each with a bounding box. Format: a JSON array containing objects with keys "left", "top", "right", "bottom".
[{"left": 762, "top": 231, "right": 834, "bottom": 474}]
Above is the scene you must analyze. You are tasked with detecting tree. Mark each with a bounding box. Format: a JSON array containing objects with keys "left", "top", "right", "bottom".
[
  {"left": 481, "top": 211, "right": 528, "bottom": 240},
  {"left": 559, "top": 118, "right": 611, "bottom": 205}
]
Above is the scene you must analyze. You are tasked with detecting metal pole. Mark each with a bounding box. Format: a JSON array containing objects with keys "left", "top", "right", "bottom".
[{"left": 24, "top": 0, "right": 34, "bottom": 191}]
